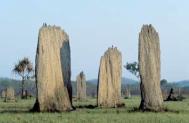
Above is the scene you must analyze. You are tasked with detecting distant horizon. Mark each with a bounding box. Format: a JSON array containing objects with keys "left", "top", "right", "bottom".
[
  {"left": 0, "top": 0, "right": 189, "bottom": 82},
  {"left": 1, "top": 76, "right": 189, "bottom": 83}
]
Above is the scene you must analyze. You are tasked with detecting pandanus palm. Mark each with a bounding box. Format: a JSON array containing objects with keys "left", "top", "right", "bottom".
[{"left": 13, "top": 57, "right": 34, "bottom": 99}]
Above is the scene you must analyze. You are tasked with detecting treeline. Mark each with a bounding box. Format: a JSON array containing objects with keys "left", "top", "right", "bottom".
[
  {"left": 0, "top": 78, "right": 36, "bottom": 96},
  {"left": 0, "top": 78, "right": 189, "bottom": 97},
  {"left": 0, "top": 78, "right": 97, "bottom": 97}
]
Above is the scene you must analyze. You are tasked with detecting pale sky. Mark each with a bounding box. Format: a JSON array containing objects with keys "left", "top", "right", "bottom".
[{"left": 0, "top": 0, "right": 189, "bottom": 82}]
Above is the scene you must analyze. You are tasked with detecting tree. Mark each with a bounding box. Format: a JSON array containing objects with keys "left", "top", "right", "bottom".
[
  {"left": 124, "top": 62, "right": 139, "bottom": 79},
  {"left": 13, "top": 57, "right": 34, "bottom": 99},
  {"left": 160, "top": 79, "right": 168, "bottom": 86},
  {"left": 124, "top": 62, "right": 140, "bottom": 99}
]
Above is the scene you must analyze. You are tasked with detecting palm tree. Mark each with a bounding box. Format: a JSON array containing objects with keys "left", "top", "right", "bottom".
[{"left": 13, "top": 57, "right": 34, "bottom": 99}]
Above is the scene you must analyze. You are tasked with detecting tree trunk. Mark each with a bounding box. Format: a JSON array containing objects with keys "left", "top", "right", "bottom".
[{"left": 21, "top": 77, "right": 25, "bottom": 99}]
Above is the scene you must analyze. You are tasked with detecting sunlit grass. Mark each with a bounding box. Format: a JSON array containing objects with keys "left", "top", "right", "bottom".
[{"left": 0, "top": 96, "right": 189, "bottom": 123}]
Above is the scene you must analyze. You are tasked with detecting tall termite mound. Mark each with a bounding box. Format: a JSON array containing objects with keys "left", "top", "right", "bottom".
[
  {"left": 139, "top": 24, "right": 163, "bottom": 111},
  {"left": 32, "top": 24, "right": 72, "bottom": 112},
  {"left": 76, "top": 71, "right": 87, "bottom": 100},
  {"left": 97, "top": 47, "right": 122, "bottom": 107}
]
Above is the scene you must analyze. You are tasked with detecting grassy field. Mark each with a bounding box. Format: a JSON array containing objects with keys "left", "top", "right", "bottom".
[{"left": 0, "top": 97, "right": 189, "bottom": 123}]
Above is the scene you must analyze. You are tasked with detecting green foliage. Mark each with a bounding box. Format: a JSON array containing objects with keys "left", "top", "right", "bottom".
[
  {"left": 13, "top": 57, "right": 34, "bottom": 79},
  {"left": 161, "top": 79, "right": 168, "bottom": 86},
  {"left": 124, "top": 62, "right": 139, "bottom": 79},
  {"left": 13, "top": 57, "right": 34, "bottom": 98},
  {"left": 0, "top": 78, "right": 36, "bottom": 96}
]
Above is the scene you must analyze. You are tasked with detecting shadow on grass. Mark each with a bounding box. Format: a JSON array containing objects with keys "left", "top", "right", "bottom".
[
  {"left": 0, "top": 105, "right": 183, "bottom": 114},
  {"left": 128, "top": 107, "right": 180, "bottom": 114},
  {"left": 75, "top": 103, "right": 125, "bottom": 109},
  {"left": 0, "top": 110, "right": 33, "bottom": 114},
  {"left": 74, "top": 105, "right": 97, "bottom": 109}
]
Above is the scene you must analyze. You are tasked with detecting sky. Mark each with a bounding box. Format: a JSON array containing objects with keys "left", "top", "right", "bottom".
[{"left": 0, "top": 0, "right": 189, "bottom": 82}]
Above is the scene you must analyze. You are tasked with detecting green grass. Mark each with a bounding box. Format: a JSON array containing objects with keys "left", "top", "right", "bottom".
[{"left": 0, "top": 97, "right": 189, "bottom": 123}]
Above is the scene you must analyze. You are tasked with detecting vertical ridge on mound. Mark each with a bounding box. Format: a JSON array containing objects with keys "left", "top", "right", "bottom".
[
  {"left": 97, "top": 47, "right": 122, "bottom": 107},
  {"left": 139, "top": 24, "right": 163, "bottom": 111},
  {"left": 76, "top": 71, "right": 87, "bottom": 100},
  {"left": 32, "top": 24, "right": 72, "bottom": 112}
]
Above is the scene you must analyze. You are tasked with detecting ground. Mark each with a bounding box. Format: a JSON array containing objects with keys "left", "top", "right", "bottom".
[{"left": 0, "top": 97, "right": 189, "bottom": 123}]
